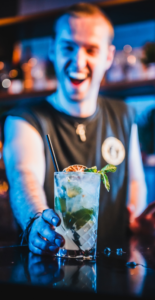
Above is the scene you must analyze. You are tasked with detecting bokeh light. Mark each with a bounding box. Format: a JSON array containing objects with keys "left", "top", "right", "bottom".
[
  {"left": 0, "top": 181, "right": 9, "bottom": 194},
  {"left": 28, "top": 57, "right": 37, "bottom": 67},
  {"left": 9, "top": 69, "right": 18, "bottom": 78},
  {"left": 123, "top": 45, "right": 132, "bottom": 54},
  {"left": 127, "top": 55, "right": 136, "bottom": 65},
  {"left": 0, "top": 62, "right": 4, "bottom": 71},
  {"left": 2, "top": 79, "right": 11, "bottom": 88}
]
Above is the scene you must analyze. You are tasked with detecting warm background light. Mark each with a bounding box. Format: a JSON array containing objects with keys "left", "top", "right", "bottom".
[
  {"left": 0, "top": 62, "right": 4, "bottom": 71},
  {"left": 127, "top": 55, "right": 136, "bottom": 65},
  {"left": 9, "top": 69, "right": 18, "bottom": 78}
]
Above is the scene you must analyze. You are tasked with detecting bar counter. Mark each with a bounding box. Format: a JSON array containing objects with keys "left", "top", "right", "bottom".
[{"left": 0, "top": 236, "right": 155, "bottom": 299}]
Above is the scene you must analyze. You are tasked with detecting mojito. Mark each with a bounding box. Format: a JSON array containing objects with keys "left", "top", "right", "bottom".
[{"left": 54, "top": 171, "right": 101, "bottom": 258}]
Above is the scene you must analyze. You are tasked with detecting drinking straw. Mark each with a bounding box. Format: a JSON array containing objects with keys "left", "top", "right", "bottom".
[{"left": 46, "top": 134, "right": 60, "bottom": 172}]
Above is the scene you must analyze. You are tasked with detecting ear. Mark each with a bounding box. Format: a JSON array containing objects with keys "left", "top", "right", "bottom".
[
  {"left": 105, "top": 45, "right": 115, "bottom": 71},
  {"left": 48, "top": 38, "right": 55, "bottom": 62}
]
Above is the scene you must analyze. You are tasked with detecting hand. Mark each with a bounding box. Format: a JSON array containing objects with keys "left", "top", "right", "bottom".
[
  {"left": 129, "top": 201, "right": 155, "bottom": 236},
  {"left": 29, "top": 209, "right": 65, "bottom": 255}
]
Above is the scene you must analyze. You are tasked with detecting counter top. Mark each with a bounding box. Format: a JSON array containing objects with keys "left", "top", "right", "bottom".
[{"left": 0, "top": 236, "right": 155, "bottom": 299}]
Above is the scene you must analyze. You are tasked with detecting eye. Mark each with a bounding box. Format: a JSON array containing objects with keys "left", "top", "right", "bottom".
[
  {"left": 64, "top": 45, "right": 74, "bottom": 52},
  {"left": 87, "top": 48, "right": 99, "bottom": 56}
]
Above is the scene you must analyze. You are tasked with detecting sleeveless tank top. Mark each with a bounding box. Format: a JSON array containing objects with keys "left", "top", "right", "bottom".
[{"left": 1, "top": 97, "right": 135, "bottom": 250}]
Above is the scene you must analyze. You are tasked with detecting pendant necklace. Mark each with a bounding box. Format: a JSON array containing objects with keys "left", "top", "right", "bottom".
[
  {"left": 74, "top": 123, "right": 87, "bottom": 142},
  {"left": 74, "top": 106, "right": 99, "bottom": 142}
]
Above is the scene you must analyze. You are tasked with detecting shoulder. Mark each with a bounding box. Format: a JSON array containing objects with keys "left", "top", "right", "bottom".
[
  {"left": 98, "top": 95, "right": 136, "bottom": 124},
  {"left": 4, "top": 116, "right": 41, "bottom": 140},
  {"left": 0, "top": 99, "right": 48, "bottom": 143}
]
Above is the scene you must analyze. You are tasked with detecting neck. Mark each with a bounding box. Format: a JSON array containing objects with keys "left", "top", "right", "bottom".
[{"left": 46, "top": 87, "right": 99, "bottom": 118}]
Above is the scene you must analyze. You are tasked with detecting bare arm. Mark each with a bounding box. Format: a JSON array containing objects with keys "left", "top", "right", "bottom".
[
  {"left": 128, "top": 123, "right": 147, "bottom": 222},
  {"left": 3, "top": 116, "right": 48, "bottom": 229},
  {"left": 128, "top": 126, "right": 155, "bottom": 235}
]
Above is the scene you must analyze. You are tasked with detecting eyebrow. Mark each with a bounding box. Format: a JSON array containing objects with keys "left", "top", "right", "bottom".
[{"left": 60, "top": 39, "right": 99, "bottom": 49}]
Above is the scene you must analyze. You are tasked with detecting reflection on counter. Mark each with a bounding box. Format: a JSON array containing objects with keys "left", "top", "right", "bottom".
[
  {"left": 9, "top": 249, "right": 97, "bottom": 293},
  {"left": 127, "top": 237, "right": 146, "bottom": 296},
  {"left": 53, "top": 259, "right": 97, "bottom": 292},
  {"left": 0, "top": 236, "right": 154, "bottom": 297}
]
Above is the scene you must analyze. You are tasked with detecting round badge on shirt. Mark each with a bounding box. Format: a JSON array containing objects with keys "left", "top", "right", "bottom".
[{"left": 101, "top": 137, "right": 125, "bottom": 166}]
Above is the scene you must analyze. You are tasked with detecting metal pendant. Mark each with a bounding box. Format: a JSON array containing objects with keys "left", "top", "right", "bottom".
[{"left": 75, "top": 124, "right": 86, "bottom": 142}]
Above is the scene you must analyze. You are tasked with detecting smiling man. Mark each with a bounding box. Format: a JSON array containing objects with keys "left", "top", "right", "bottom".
[
  {"left": 2, "top": 3, "right": 148, "bottom": 255},
  {"left": 48, "top": 6, "right": 114, "bottom": 117}
]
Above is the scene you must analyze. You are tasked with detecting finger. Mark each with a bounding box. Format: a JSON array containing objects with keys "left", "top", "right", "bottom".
[
  {"left": 127, "top": 204, "right": 135, "bottom": 214},
  {"left": 29, "top": 242, "right": 57, "bottom": 257},
  {"left": 42, "top": 209, "right": 61, "bottom": 227},
  {"left": 30, "top": 217, "right": 65, "bottom": 248},
  {"left": 32, "top": 235, "right": 59, "bottom": 253},
  {"left": 29, "top": 242, "right": 47, "bottom": 256},
  {"left": 49, "top": 246, "right": 59, "bottom": 253},
  {"left": 136, "top": 201, "right": 155, "bottom": 221},
  {"left": 37, "top": 218, "right": 65, "bottom": 247}
]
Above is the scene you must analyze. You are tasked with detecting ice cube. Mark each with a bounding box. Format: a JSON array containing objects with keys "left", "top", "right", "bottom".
[{"left": 55, "top": 225, "right": 79, "bottom": 250}]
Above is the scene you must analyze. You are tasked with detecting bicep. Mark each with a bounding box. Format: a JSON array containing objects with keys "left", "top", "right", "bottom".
[{"left": 3, "top": 116, "right": 46, "bottom": 187}]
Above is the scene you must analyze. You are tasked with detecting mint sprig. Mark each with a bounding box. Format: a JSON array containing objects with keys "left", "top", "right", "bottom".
[
  {"left": 84, "top": 166, "right": 97, "bottom": 173},
  {"left": 101, "top": 164, "right": 117, "bottom": 173},
  {"left": 84, "top": 164, "right": 117, "bottom": 192},
  {"left": 100, "top": 172, "right": 110, "bottom": 191}
]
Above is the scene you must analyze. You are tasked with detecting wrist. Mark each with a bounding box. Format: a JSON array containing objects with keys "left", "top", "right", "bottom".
[{"left": 20, "top": 212, "right": 42, "bottom": 245}]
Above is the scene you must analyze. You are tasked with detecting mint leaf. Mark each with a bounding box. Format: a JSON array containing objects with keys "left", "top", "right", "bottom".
[
  {"left": 63, "top": 208, "right": 94, "bottom": 230},
  {"left": 101, "top": 164, "right": 117, "bottom": 173},
  {"left": 72, "top": 208, "right": 94, "bottom": 219},
  {"left": 75, "top": 215, "right": 91, "bottom": 230},
  {"left": 83, "top": 164, "right": 116, "bottom": 192},
  {"left": 84, "top": 166, "right": 97, "bottom": 173},
  {"left": 101, "top": 173, "right": 110, "bottom": 192},
  {"left": 63, "top": 212, "right": 76, "bottom": 229},
  {"left": 55, "top": 197, "right": 66, "bottom": 212}
]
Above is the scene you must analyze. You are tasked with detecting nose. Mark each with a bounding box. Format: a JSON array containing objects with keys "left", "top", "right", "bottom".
[{"left": 72, "top": 47, "right": 86, "bottom": 70}]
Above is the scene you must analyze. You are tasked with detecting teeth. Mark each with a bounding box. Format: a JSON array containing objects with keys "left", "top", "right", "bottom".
[{"left": 69, "top": 72, "right": 87, "bottom": 80}]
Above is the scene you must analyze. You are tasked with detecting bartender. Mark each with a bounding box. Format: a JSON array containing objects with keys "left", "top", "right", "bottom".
[{"left": 2, "top": 3, "right": 149, "bottom": 255}]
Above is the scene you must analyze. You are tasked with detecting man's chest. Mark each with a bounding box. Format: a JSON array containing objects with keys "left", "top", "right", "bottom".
[{"left": 47, "top": 112, "right": 127, "bottom": 172}]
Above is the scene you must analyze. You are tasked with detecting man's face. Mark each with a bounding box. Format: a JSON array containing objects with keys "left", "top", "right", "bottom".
[{"left": 51, "top": 14, "right": 114, "bottom": 102}]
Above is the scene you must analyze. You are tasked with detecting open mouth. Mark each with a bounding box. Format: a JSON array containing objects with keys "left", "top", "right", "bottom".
[{"left": 68, "top": 72, "right": 89, "bottom": 86}]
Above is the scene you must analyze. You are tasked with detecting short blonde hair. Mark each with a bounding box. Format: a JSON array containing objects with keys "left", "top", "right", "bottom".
[{"left": 52, "top": 2, "right": 114, "bottom": 44}]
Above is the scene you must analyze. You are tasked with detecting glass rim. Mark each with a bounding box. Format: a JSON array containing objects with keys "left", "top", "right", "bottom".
[{"left": 54, "top": 171, "right": 101, "bottom": 176}]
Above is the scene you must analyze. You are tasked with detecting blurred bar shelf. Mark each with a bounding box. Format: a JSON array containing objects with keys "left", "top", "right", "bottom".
[
  {"left": 0, "top": 78, "right": 154, "bottom": 103},
  {"left": 0, "top": 0, "right": 154, "bottom": 102},
  {"left": 0, "top": 88, "right": 56, "bottom": 103},
  {"left": 100, "top": 78, "right": 155, "bottom": 98},
  {"left": 0, "top": 0, "right": 153, "bottom": 29}
]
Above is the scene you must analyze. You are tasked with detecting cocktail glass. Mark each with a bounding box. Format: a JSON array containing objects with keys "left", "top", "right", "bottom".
[{"left": 54, "top": 171, "right": 101, "bottom": 259}]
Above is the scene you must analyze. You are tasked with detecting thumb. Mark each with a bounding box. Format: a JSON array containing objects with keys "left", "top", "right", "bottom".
[
  {"left": 136, "top": 201, "right": 155, "bottom": 221},
  {"left": 127, "top": 204, "right": 135, "bottom": 215},
  {"left": 127, "top": 205, "right": 136, "bottom": 223}
]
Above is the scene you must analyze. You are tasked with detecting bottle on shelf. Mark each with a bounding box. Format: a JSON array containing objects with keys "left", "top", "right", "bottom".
[{"left": 8, "top": 42, "right": 24, "bottom": 94}]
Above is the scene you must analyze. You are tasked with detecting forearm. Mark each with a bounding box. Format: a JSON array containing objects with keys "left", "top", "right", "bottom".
[
  {"left": 128, "top": 179, "right": 147, "bottom": 222},
  {"left": 3, "top": 117, "right": 48, "bottom": 229},
  {"left": 128, "top": 123, "right": 147, "bottom": 223},
  {"left": 9, "top": 168, "right": 48, "bottom": 230}
]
